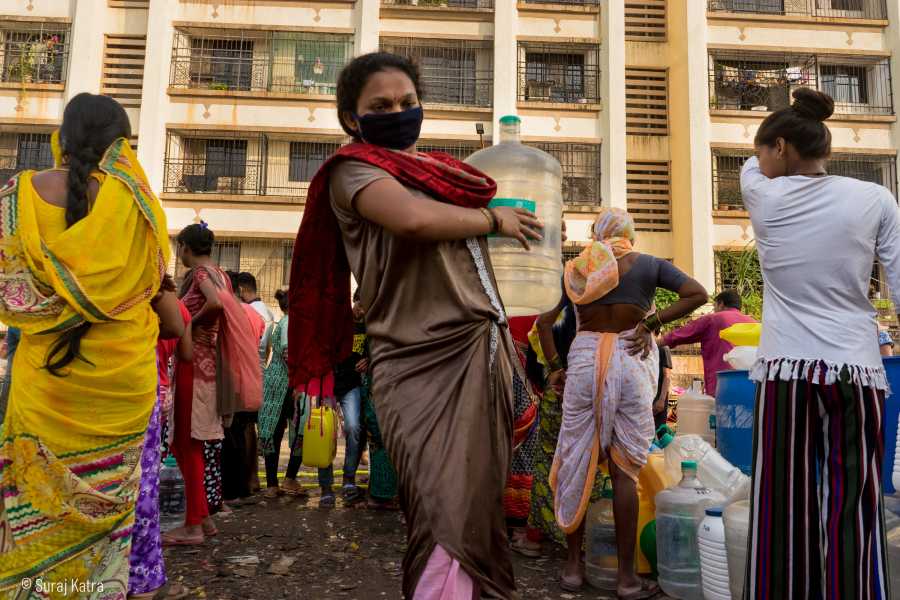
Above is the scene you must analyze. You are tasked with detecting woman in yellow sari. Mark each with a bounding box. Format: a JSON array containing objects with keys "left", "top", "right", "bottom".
[{"left": 0, "top": 93, "right": 169, "bottom": 599}]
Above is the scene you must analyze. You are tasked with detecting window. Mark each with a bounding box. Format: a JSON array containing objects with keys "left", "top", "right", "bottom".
[
  {"left": 292, "top": 35, "right": 350, "bottom": 93},
  {"left": 381, "top": 38, "right": 493, "bottom": 107},
  {"left": 16, "top": 134, "right": 52, "bottom": 171},
  {"left": 530, "top": 142, "right": 602, "bottom": 206},
  {"left": 712, "top": 150, "right": 753, "bottom": 210},
  {"left": 830, "top": 0, "right": 864, "bottom": 9},
  {"left": 206, "top": 140, "right": 247, "bottom": 178},
  {"left": 821, "top": 64, "right": 868, "bottom": 105},
  {"left": 526, "top": 53, "right": 584, "bottom": 103},
  {"left": 519, "top": 43, "right": 600, "bottom": 104},
  {"left": 190, "top": 38, "right": 254, "bottom": 91},
  {"left": 212, "top": 241, "right": 241, "bottom": 272},
  {"left": 288, "top": 142, "right": 336, "bottom": 182},
  {"left": 1, "top": 26, "right": 68, "bottom": 84}
]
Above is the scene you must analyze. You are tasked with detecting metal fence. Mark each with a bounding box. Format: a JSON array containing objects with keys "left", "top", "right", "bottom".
[
  {"left": 0, "top": 132, "right": 53, "bottom": 183},
  {"left": 163, "top": 130, "right": 343, "bottom": 199},
  {"left": 523, "top": 0, "right": 600, "bottom": 4},
  {"left": 170, "top": 29, "right": 352, "bottom": 95},
  {"left": 0, "top": 22, "right": 70, "bottom": 84},
  {"left": 380, "top": 38, "right": 494, "bottom": 107},
  {"left": 381, "top": 0, "right": 495, "bottom": 7},
  {"left": 712, "top": 148, "right": 898, "bottom": 210},
  {"left": 709, "top": 52, "right": 894, "bottom": 115},
  {"left": 530, "top": 142, "right": 602, "bottom": 206},
  {"left": 518, "top": 43, "right": 601, "bottom": 104},
  {"left": 707, "top": 0, "right": 887, "bottom": 20}
]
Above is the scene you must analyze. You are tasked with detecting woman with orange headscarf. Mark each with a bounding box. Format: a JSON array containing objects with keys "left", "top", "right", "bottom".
[{"left": 551, "top": 208, "right": 706, "bottom": 596}]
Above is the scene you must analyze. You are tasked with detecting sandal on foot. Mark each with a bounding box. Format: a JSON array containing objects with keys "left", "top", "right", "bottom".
[
  {"left": 282, "top": 478, "right": 308, "bottom": 498},
  {"left": 319, "top": 492, "right": 336, "bottom": 508},
  {"left": 161, "top": 531, "right": 204, "bottom": 546},
  {"left": 510, "top": 536, "right": 542, "bottom": 558},
  {"left": 261, "top": 486, "right": 281, "bottom": 499},
  {"left": 560, "top": 571, "right": 583, "bottom": 592},
  {"left": 618, "top": 579, "right": 661, "bottom": 600}
]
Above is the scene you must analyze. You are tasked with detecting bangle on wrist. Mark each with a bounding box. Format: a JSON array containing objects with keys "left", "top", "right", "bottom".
[
  {"left": 548, "top": 354, "right": 564, "bottom": 372},
  {"left": 641, "top": 312, "right": 663, "bottom": 334},
  {"left": 488, "top": 208, "right": 502, "bottom": 234},
  {"left": 479, "top": 208, "right": 499, "bottom": 234}
]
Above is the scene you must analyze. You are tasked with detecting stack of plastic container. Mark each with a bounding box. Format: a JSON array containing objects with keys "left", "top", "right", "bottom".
[
  {"left": 656, "top": 428, "right": 750, "bottom": 504},
  {"left": 698, "top": 507, "right": 731, "bottom": 600},
  {"left": 676, "top": 389, "right": 717, "bottom": 446}
]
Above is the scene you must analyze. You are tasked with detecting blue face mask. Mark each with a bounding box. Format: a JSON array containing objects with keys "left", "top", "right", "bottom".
[{"left": 354, "top": 106, "right": 423, "bottom": 150}]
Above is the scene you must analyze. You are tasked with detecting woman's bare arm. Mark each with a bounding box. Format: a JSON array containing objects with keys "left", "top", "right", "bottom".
[
  {"left": 153, "top": 291, "right": 186, "bottom": 339},
  {"left": 354, "top": 178, "right": 542, "bottom": 249},
  {"left": 658, "top": 279, "right": 709, "bottom": 325}
]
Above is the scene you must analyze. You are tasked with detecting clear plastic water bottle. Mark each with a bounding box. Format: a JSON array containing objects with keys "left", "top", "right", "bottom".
[
  {"left": 723, "top": 500, "right": 750, "bottom": 600},
  {"left": 585, "top": 485, "right": 617, "bottom": 591},
  {"left": 656, "top": 428, "right": 749, "bottom": 503},
  {"left": 656, "top": 461, "right": 726, "bottom": 600},
  {"left": 465, "top": 115, "right": 563, "bottom": 316},
  {"left": 159, "top": 455, "right": 186, "bottom": 531}
]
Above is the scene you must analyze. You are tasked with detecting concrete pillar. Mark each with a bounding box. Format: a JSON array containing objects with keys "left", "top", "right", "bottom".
[
  {"left": 65, "top": 0, "right": 105, "bottom": 100},
  {"left": 493, "top": 0, "right": 518, "bottom": 136},
  {"left": 136, "top": 0, "right": 176, "bottom": 194},
  {"left": 668, "top": 0, "right": 715, "bottom": 290},
  {"left": 601, "top": 0, "right": 626, "bottom": 209},
  {"left": 354, "top": 0, "right": 380, "bottom": 55}
]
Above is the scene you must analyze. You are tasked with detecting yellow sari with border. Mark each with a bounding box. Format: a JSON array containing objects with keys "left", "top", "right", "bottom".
[{"left": 0, "top": 138, "right": 169, "bottom": 599}]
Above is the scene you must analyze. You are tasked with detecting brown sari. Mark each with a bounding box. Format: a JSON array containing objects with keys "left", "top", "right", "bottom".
[{"left": 330, "top": 160, "right": 521, "bottom": 599}]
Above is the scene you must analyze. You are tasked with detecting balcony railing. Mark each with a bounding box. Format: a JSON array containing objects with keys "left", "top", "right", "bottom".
[
  {"left": 529, "top": 142, "right": 602, "bottom": 205},
  {"left": 417, "top": 140, "right": 483, "bottom": 161},
  {"left": 381, "top": 0, "right": 494, "bottom": 8},
  {"left": 380, "top": 38, "right": 494, "bottom": 107},
  {"left": 708, "top": 0, "right": 887, "bottom": 20},
  {"left": 169, "top": 29, "right": 352, "bottom": 95},
  {"left": 162, "top": 131, "right": 342, "bottom": 199},
  {"left": 0, "top": 132, "right": 54, "bottom": 183},
  {"left": 712, "top": 148, "right": 898, "bottom": 210},
  {"left": 0, "top": 22, "right": 70, "bottom": 85},
  {"left": 709, "top": 52, "right": 893, "bottom": 116},
  {"left": 518, "top": 43, "right": 601, "bottom": 104},
  {"left": 523, "top": 0, "right": 601, "bottom": 5}
]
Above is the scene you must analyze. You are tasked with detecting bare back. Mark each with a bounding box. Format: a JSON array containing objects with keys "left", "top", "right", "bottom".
[{"left": 31, "top": 169, "right": 100, "bottom": 209}]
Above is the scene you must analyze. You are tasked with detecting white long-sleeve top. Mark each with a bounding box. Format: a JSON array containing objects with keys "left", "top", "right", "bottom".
[{"left": 741, "top": 156, "right": 900, "bottom": 390}]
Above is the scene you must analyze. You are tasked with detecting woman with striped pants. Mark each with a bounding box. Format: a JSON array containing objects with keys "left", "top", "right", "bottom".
[{"left": 740, "top": 87, "right": 898, "bottom": 600}]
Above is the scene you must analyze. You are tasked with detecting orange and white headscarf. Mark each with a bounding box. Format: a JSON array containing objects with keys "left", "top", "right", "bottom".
[{"left": 564, "top": 207, "right": 636, "bottom": 305}]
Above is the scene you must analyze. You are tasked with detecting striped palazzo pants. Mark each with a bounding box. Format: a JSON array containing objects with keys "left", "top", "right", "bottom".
[{"left": 747, "top": 367, "right": 889, "bottom": 600}]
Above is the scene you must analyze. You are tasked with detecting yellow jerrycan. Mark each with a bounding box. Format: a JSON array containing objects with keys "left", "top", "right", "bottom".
[{"left": 302, "top": 398, "right": 338, "bottom": 469}]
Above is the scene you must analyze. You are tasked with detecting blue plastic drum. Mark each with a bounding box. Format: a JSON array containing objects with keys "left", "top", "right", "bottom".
[
  {"left": 715, "top": 369, "right": 757, "bottom": 476},
  {"left": 882, "top": 357, "right": 900, "bottom": 494}
]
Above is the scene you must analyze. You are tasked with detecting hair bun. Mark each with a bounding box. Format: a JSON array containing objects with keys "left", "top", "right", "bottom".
[
  {"left": 791, "top": 88, "right": 834, "bottom": 122},
  {"left": 274, "top": 289, "right": 287, "bottom": 301}
]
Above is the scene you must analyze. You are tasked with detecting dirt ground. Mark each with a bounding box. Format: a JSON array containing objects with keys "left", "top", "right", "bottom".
[{"left": 163, "top": 487, "right": 627, "bottom": 600}]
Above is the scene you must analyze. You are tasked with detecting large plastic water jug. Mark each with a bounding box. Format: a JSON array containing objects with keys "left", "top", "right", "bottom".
[
  {"left": 657, "top": 429, "right": 750, "bottom": 503},
  {"left": 465, "top": 115, "right": 563, "bottom": 316},
  {"left": 723, "top": 500, "right": 749, "bottom": 600},
  {"left": 715, "top": 369, "right": 756, "bottom": 476},
  {"left": 159, "top": 455, "right": 186, "bottom": 531},
  {"left": 656, "top": 461, "right": 727, "bottom": 600},
  {"left": 677, "top": 390, "right": 716, "bottom": 446},
  {"left": 585, "top": 485, "right": 617, "bottom": 591},
  {"left": 698, "top": 507, "right": 731, "bottom": 600}
]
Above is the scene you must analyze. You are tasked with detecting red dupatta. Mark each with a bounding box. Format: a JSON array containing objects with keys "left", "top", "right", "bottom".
[{"left": 287, "top": 142, "right": 497, "bottom": 393}]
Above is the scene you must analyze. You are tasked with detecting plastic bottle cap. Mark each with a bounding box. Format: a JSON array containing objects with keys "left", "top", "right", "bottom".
[
  {"left": 163, "top": 456, "right": 178, "bottom": 468},
  {"left": 681, "top": 460, "right": 698, "bottom": 471},
  {"left": 499, "top": 115, "right": 521, "bottom": 125},
  {"left": 655, "top": 424, "right": 675, "bottom": 449},
  {"left": 705, "top": 507, "right": 723, "bottom": 517}
]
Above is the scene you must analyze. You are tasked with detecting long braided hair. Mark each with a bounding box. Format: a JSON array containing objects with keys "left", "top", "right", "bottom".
[{"left": 45, "top": 93, "right": 131, "bottom": 376}]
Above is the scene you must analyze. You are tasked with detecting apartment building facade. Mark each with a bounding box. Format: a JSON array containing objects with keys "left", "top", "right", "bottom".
[{"left": 1, "top": 0, "right": 899, "bottom": 304}]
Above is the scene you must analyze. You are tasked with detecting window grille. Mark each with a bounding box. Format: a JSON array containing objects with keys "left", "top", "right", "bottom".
[
  {"left": 709, "top": 52, "right": 893, "bottom": 115},
  {"left": 1, "top": 22, "right": 69, "bottom": 84},
  {"left": 529, "top": 142, "right": 602, "bottom": 206},
  {"left": 380, "top": 37, "right": 494, "bottom": 107},
  {"left": 707, "top": 0, "right": 887, "bottom": 19},
  {"left": 518, "top": 42, "right": 601, "bottom": 104}
]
